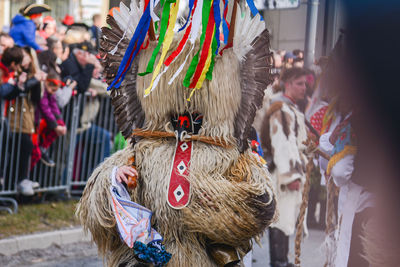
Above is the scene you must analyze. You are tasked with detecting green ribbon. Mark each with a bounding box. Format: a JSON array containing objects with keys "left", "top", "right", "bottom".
[
  {"left": 139, "top": 0, "right": 176, "bottom": 76},
  {"left": 183, "top": 0, "right": 213, "bottom": 87},
  {"left": 206, "top": 33, "right": 217, "bottom": 81}
]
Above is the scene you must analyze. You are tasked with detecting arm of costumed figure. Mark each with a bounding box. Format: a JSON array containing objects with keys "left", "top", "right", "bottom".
[
  {"left": 77, "top": 3, "right": 147, "bottom": 265},
  {"left": 76, "top": 147, "right": 140, "bottom": 263}
]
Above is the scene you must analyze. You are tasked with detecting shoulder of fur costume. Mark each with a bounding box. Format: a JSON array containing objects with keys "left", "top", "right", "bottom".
[{"left": 266, "top": 101, "right": 284, "bottom": 117}]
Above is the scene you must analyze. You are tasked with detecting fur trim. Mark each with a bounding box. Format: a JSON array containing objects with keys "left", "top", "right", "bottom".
[{"left": 260, "top": 101, "right": 283, "bottom": 153}]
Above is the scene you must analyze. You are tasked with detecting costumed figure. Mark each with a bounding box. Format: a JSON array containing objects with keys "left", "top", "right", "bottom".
[
  {"left": 260, "top": 67, "right": 309, "bottom": 267},
  {"left": 315, "top": 35, "right": 374, "bottom": 267},
  {"left": 77, "top": 0, "right": 276, "bottom": 266}
]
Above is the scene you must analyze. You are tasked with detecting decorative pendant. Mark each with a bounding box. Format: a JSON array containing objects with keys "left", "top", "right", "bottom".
[{"left": 167, "top": 141, "right": 192, "bottom": 209}]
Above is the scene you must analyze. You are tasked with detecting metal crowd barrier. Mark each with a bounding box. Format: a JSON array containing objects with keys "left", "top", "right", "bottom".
[
  {"left": 0, "top": 91, "right": 119, "bottom": 212},
  {"left": 68, "top": 92, "right": 119, "bottom": 195}
]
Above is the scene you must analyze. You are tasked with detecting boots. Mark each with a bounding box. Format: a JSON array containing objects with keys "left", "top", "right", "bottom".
[{"left": 269, "top": 228, "right": 294, "bottom": 267}]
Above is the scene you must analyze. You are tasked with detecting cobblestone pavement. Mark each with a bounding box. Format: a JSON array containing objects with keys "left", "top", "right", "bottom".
[{"left": 1, "top": 229, "right": 325, "bottom": 267}]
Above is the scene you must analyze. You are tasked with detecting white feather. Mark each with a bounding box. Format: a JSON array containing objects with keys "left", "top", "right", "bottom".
[
  {"left": 113, "top": 1, "right": 143, "bottom": 40},
  {"left": 233, "top": 5, "right": 265, "bottom": 61}
]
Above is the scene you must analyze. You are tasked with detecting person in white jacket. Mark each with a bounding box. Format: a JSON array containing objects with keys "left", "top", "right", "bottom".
[{"left": 260, "top": 68, "right": 309, "bottom": 267}]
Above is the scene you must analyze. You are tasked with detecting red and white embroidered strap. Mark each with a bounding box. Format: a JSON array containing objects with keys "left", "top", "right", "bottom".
[{"left": 167, "top": 141, "right": 192, "bottom": 209}]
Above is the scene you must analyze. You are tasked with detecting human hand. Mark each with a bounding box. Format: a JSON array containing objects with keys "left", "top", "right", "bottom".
[
  {"left": 35, "top": 70, "right": 47, "bottom": 82},
  {"left": 287, "top": 179, "right": 301, "bottom": 191},
  {"left": 67, "top": 80, "right": 77, "bottom": 89},
  {"left": 116, "top": 165, "right": 138, "bottom": 185},
  {"left": 55, "top": 125, "right": 66, "bottom": 136},
  {"left": 17, "top": 72, "right": 28, "bottom": 88},
  {"left": 61, "top": 126, "right": 67, "bottom": 135},
  {"left": 88, "top": 88, "right": 98, "bottom": 97}
]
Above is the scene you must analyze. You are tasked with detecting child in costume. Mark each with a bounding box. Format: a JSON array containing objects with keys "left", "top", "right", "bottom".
[{"left": 77, "top": 1, "right": 276, "bottom": 266}]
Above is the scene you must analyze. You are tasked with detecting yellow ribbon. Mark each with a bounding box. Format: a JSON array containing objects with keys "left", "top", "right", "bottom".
[
  {"left": 326, "top": 145, "right": 357, "bottom": 176},
  {"left": 144, "top": 0, "right": 181, "bottom": 97},
  {"left": 194, "top": 27, "right": 215, "bottom": 89}
]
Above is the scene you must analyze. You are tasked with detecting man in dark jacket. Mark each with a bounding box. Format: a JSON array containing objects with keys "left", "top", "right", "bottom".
[
  {"left": 60, "top": 42, "right": 96, "bottom": 94},
  {"left": 9, "top": 3, "right": 51, "bottom": 51}
]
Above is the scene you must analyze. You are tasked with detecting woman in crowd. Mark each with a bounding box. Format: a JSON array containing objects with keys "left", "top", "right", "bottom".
[{"left": 7, "top": 47, "right": 45, "bottom": 195}]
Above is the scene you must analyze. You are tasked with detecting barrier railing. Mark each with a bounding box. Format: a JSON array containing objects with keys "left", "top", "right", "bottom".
[
  {"left": 69, "top": 92, "right": 119, "bottom": 195},
  {"left": 0, "top": 91, "right": 119, "bottom": 212}
]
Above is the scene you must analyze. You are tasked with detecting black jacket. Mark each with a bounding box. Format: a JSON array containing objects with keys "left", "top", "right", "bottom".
[{"left": 60, "top": 53, "right": 94, "bottom": 94}]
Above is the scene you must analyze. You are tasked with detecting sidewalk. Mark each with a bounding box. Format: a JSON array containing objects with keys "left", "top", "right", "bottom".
[{"left": 0, "top": 227, "right": 90, "bottom": 256}]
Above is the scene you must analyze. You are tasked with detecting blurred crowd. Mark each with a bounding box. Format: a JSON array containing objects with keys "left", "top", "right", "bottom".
[{"left": 0, "top": 3, "right": 110, "bottom": 196}]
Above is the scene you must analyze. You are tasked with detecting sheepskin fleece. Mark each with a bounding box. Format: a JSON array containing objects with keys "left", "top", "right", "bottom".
[
  {"left": 77, "top": 5, "right": 275, "bottom": 265},
  {"left": 260, "top": 94, "right": 308, "bottom": 235},
  {"left": 77, "top": 138, "right": 275, "bottom": 266}
]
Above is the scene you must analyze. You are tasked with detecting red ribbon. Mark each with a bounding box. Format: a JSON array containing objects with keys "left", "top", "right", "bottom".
[
  {"left": 189, "top": 6, "right": 215, "bottom": 88},
  {"left": 164, "top": 0, "right": 198, "bottom": 67},
  {"left": 47, "top": 78, "right": 65, "bottom": 87}
]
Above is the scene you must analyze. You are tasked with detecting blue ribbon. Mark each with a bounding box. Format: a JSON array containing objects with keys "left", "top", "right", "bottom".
[
  {"left": 246, "top": 0, "right": 264, "bottom": 21},
  {"left": 178, "top": 0, "right": 195, "bottom": 32},
  {"left": 213, "top": 0, "right": 222, "bottom": 54},
  {"left": 222, "top": 0, "right": 229, "bottom": 44},
  {"left": 108, "top": 4, "right": 152, "bottom": 90}
]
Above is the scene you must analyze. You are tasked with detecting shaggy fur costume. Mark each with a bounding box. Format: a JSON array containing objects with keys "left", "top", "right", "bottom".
[
  {"left": 78, "top": 141, "right": 275, "bottom": 266},
  {"left": 77, "top": 2, "right": 275, "bottom": 266}
]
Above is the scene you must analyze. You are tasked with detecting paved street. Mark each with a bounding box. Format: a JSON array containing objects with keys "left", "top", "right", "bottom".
[
  {"left": 3, "top": 229, "right": 324, "bottom": 267},
  {"left": 252, "top": 229, "right": 325, "bottom": 267}
]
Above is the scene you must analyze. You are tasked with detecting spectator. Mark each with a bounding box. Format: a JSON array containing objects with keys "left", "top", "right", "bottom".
[
  {"left": 9, "top": 3, "right": 51, "bottom": 51},
  {"left": 273, "top": 52, "right": 282, "bottom": 69},
  {"left": 293, "top": 49, "right": 304, "bottom": 59},
  {"left": 0, "top": 46, "right": 24, "bottom": 100},
  {"left": 283, "top": 52, "right": 295, "bottom": 69},
  {"left": 39, "top": 16, "right": 57, "bottom": 40},
  {"left": 37, "top": 38, "right": 77, "bottom": 109},
  {"left": 61, "top": 41, "right": 96, "bottom": 94},
  {"left": 61, "top": 40, "right": 110, "bottom": 179},
  {"left": 41, "top": 36, "right": 63, "bottom": 72},
  {"left": 90, "top": 14, "right": 102, "bottom": 51},
  {"left": 0, "top": 33, "right": 14, "bottom": 56},
  {"left": 61, "top": 14, "right": 74, "bottom": 27},
  {"left": 0, "top": 46, "right": 24, "bottom": 180},
  {"left": 65, "top": 23, "right": 92, "bottom": 44},
  {"left": 7, "top": 47, "right": 45, "bottom": 196},
  {"left": 32, "top": 70, "right": 67, "bottom": 168},
  {"left": 293, "top": 57, "right": 304, "bottom": 68}
]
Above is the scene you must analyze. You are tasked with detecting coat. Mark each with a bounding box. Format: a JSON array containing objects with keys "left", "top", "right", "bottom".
[
  {"left": 8, "top": 77, "right": 40, "bottom": 134},
  {"left": 60, "top": 53, "right": 94, "bottom": 94},
  {"left": 8, "top": 96, "right": 35, "bottom": 134},
  {"left": 9, "top": 15, "right": 42, "bottom": 51},
  {"left": 38, "top": 89, "right": 62, "bottom": 129},
  {"left": 261, "top": 93, "right": 308, "bottom": 235}
]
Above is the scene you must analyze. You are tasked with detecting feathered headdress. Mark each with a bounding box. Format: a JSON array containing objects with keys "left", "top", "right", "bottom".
[{"left": 100, "top": 0, "right": 273, "bottom": 152}]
